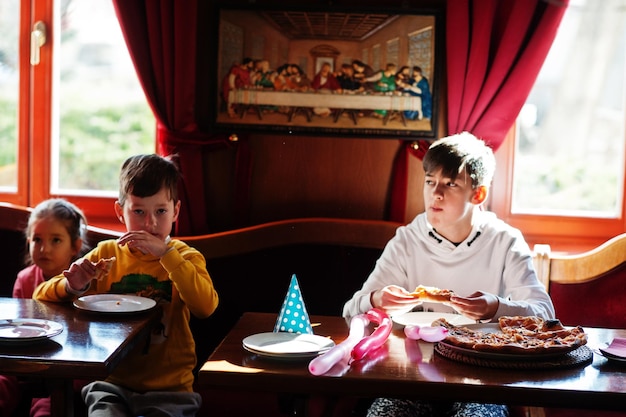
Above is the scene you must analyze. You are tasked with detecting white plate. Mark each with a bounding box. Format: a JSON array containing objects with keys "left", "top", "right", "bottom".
[
  {"left": 73, "top": 294, "right": 156, "bottom": 313},
  {"left": 242, "top": 332, "right": 335, "bottom": 359},
  {"left": 392, "top": 312, "right": 474, "bottom": 327},
  {"left": 0, "top": 318, "right": 63, "bottom": 343}
]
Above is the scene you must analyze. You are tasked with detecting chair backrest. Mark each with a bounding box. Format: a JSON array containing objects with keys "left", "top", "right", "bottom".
[
  {"left": 0, "top": 203, "right": 32, "bottom": 296},
  {"left": 181, "top": 217, "right": 401, "bottom": 259},
  {"left": 532, "top": 233, "right": 626, "bottom": 328}
]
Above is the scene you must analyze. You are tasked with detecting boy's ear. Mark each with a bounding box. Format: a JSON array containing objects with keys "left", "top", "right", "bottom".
[
  {"left": 472, "top": 186, "right": 488, "bottom": 204},
  {"left": 172, "top": 200, "right": 181, "bottom": 222},
  {"left": 114, "top": 201, "right": 124, "bottom": 222}
]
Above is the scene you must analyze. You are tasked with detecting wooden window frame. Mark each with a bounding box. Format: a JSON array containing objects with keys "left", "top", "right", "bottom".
[
  {"left": 4, "top": 0, "right": 122, "bottom": 230},
  {"left": 491, "top": 127, "right": 626, "bottom": 253}
]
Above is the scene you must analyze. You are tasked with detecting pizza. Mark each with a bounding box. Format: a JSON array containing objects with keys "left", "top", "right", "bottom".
[
  {"left": 94, "top": 257, "right": 116, "bottom": 281},
  {"left": 433, "top": 315, "right": 587, "bottom": 355},
  {"left": 409, "top": 285, "right": 454, "bottom": 303}
]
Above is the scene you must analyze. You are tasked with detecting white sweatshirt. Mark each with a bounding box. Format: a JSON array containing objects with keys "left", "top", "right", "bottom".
[{"left": 342, "top": 211, "right": 555, "bottom": 321}]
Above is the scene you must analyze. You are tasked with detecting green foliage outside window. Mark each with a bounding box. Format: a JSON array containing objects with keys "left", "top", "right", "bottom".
[
  {"left": 0, "top": 97, "right": 155, "bottom": 192},
  {"left": 58, "top": 103, "right": 155, "bottom": 192}
]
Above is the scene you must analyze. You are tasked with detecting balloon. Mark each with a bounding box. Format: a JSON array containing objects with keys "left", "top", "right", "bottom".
[
  {"left": 350, "top": 308, "right": 392, "bottom": 362},
  {"left": 308, "top": 314, "right": 369, "bottom": 376},
  {"left": 404, "top": 325, "right": 448, "bottom": 342}
]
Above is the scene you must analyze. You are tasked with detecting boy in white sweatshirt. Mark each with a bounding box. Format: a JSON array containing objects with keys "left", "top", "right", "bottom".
[{"left": 343, "top": 132, "right": 554, "bottom": 417}]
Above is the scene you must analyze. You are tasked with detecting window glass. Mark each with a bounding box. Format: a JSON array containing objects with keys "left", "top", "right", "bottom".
[
  {"left": 513, "top": 0, "right": 626, "bottom": 217},
  {"left": 0, "top": 0, "right": 19, "bottom": 190},
  {"left": 53, "top": 0, "right": 154, "bottom": 195}
]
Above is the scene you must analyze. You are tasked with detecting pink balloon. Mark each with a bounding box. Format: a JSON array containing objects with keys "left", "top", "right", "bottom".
[
  {"left": 308, "top": 314, "right": 369, "bottom": 376},
  {"left": 404, "top": 325, "right": 448, "bottom": 342},
  {"left": 350, "top": 308, "right": 392, "bottom": 362},
  {"left": 404, "top": 325, "right": 423, "bottom": 340}
]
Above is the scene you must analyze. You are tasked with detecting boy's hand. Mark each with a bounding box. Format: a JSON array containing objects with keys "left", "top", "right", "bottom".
[
  {"left": 117, "top": 230, "right": 169, "bottom": 257},
  {"left": 63, "top": 258, "right": 103, "bottom": 292},
  {"left": 448, "top": 291, "right": 499, "bottom": 321},
  {"left": 370, "top": 285, "right": 422, "bottom": 316}
]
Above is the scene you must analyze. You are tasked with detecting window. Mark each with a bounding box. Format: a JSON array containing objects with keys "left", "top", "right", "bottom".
[
  {"left": 54, "top": 0, "right": 155, "bottom": 195},
  {"left": 0, "top": 0, "right": 154, "bottom": 226},
  {"left": 492, "top": 0, "right": 626, "bottom": 249}
]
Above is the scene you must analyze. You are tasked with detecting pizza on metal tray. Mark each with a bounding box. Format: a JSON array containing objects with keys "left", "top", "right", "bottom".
[{"left": 433, "top": 315, "right": 587, "bottom": 355}]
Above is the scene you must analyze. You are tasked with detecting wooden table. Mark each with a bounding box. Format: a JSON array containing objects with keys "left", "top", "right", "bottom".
[
  {"left": 198, "top": 312, "right": 626, "bottom": 412},
  {"left": 0, "top": 297, "right": 161, "bottom": 417}
]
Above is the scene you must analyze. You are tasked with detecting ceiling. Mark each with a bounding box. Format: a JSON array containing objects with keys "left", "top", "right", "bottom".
[{"left": 258, "top": 11, "right": 400, "bottom": 41}]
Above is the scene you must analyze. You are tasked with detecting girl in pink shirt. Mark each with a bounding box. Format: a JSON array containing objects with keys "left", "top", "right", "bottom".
[{"left": 1, "top": 198, "right": 87, "bottom": 417}]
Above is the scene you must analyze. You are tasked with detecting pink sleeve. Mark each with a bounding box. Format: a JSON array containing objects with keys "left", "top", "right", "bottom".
[{"left": 12, "top": 274, "right": 25, "bottom": 298}]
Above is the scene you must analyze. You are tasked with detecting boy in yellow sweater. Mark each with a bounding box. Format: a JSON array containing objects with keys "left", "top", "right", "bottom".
[{"left": 34, "top": 154, "right": 219, "bottom": 416}]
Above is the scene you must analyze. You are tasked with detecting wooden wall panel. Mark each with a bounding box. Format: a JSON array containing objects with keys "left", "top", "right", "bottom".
[{"left": 202, "top": 135, "right": 426, "bottom": 232}]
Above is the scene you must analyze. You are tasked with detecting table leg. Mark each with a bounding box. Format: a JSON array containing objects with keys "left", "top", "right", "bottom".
[
  {"left": 287, "top": 107, "right": 297, "bottom": 122},
  {"left": 400, "top": 112, "right": 407, "bottom": 127},
  {"left": 333, "top": 109, "right": 344, "bottom": 122},
  {"left": 278, "top": 393, "right": 309, "bottom": 416},
  {"left": 254, "top": 105, "right": 263, "bottom": 120},
  {"left": 349, "top": 110, "right": 358, "bottom": 125},
  {"left": 48, "top": 378, "right": 74, "bottom": 417}
]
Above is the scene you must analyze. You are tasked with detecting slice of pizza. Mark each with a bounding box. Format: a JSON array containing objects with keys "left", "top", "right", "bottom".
[
  {"left": 409, "top": 285, "right": 454, "bottom": 303},
  {"left": 94, "top": 256, "right": 116, "bottom": 281}
]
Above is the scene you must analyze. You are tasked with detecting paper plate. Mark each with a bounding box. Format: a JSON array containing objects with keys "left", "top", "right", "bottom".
[
  {"left": 242, "top": 332, "right": 334, "bottom": 359},
  {"left": 74, "top": 294, "right": 156, "bottom": 313}
]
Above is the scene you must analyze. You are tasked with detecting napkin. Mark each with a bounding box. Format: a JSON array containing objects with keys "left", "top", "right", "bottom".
[
  {"left": 603, "top": 337, "right": 626, "bottom": 358},
  {"left": 274, "top": 274, "right": 313, "bottom": 334}
]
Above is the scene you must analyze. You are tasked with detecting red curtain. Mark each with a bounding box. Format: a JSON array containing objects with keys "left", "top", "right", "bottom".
[
  {"left": 112, "top": 0, "right": 237, "bottom": 235},
  {"left": 389, "top": 0, "right": 568, "bottom": 222}
]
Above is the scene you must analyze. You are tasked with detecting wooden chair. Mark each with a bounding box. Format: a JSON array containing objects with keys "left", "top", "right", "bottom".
[
  {"left": 525, "top": 236, "right": 626, "bottom": 417},
  {"left": 533, "top": 233, "right": 626, "bottom": 328}
]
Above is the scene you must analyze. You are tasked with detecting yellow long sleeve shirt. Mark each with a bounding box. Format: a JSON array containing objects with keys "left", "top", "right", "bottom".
[{"left": 33, "top": 238, "right": 219, "bottom": 393}]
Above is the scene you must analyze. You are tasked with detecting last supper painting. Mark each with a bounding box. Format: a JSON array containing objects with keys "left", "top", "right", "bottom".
[{"left": 210, "top": 6, "right": 442, "bottom": 139}]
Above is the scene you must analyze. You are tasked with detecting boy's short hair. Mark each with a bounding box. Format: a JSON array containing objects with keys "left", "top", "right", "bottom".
[
  {"left": 423, "top": 132, "right": 496, "bottom": 189},
  {"left": 118, "top": 154, "right": 180, "bottom": 206}
]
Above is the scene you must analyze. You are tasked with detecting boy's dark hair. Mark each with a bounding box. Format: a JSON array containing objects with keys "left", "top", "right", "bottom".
[
  {"left": 423, "top": 132, "right": 496, "bottom": 189},
  {"left": 25, "top": 198, "right": 89, "bottom": 264},
  {"left": 118, "top": 154, "right": 180, "bottom": 206}
]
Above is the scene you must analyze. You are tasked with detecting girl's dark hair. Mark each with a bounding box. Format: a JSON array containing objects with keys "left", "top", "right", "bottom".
[
  {"left": 25, "top": 198, "right": 89, "bottom": 264},
  {"left": 423, "top": 132, "right": 496, "bottom": 189},
  {"left": 118, "top": 154, "right": 180, "bottom": 207}
]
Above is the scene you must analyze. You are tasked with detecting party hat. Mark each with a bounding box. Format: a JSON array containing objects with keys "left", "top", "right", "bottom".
[{"left": 274, "top": 274, "right": 313, "bottom": 334}]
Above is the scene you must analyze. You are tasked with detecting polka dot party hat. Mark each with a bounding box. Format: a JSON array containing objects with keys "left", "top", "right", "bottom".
[{"left": 273, "top": 274, "right": 313, "bottom": 334}]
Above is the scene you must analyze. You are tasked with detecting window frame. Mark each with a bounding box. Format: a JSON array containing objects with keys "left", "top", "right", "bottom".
[
  {"left": 490, "top": 126, "right": 626, "bottom": 252},
  {"left": 4, "top": 0, "right": 126, "bottom": 230}
]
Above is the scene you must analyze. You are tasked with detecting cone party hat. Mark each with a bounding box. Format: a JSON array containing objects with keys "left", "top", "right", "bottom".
[{"left": 274, "top": 274, "right": 313, "bottom": 334}]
